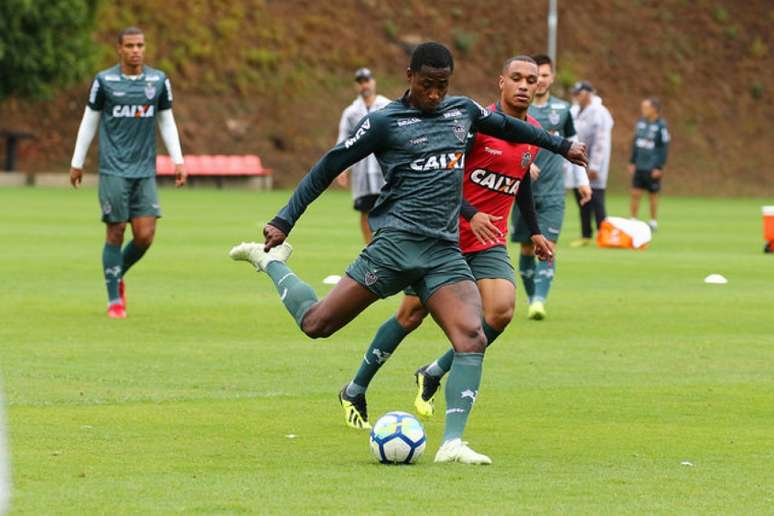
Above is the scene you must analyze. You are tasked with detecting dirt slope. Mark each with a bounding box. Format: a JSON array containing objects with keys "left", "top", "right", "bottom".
[{"left": 1, "top": 0, "right": 772, "bottom": 195}]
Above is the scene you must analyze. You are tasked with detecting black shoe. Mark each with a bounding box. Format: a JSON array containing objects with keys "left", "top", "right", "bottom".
[
  {"left": 338, "top": 385, "right": 371, "bottom": 429},
  {"left": 414, "top": 365, "right": 441, "bottom": 417}
]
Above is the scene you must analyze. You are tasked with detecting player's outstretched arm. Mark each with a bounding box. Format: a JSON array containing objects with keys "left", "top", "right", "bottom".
[
  {"left": 264, "top": 114, "right": 384, "bottom": 250},
  {"left": 467, "top": 98, "right": 588, "bottom": 168},
  {"left": 69, "top": 107, "right": 101, "bottom": 188}
]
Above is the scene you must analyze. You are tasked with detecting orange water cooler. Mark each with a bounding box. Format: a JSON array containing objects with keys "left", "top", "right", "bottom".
[{"left": 763, "top": 206, "right": 774, "bottom": 253}]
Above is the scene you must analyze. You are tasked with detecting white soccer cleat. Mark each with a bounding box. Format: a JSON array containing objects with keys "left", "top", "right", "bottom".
[
  {"left": 229, "top": 241, "right": 292, "bottom": 271},
  {"left": 434, "top": 438, "right": 492, "bottom": 465}
]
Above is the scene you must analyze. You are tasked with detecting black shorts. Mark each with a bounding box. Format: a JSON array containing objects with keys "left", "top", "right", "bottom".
[
  {"left": 632, "top": 169, "right": 662, "bottom": 193},
  {"left": 353, "top": 194, "right": 379, "bottom": 213}
]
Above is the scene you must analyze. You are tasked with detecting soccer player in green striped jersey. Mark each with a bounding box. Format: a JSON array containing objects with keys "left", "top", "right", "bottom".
[{"left": 69, "top": 27, "right": 186, "bottom": 318}]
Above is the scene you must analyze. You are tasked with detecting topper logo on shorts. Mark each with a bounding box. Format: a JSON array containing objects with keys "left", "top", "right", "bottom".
[
  {"left": 409, "top": 152, "right": 465, "bottom": 172},
  {"left": 344, "top": 118, "right": 370, "bottom": 148},
  {"left": 112, "top": 104, "right": 155, "bottom": 118},
  {"left": 470, "top": 168, "right": 521, "bottom": 196}
]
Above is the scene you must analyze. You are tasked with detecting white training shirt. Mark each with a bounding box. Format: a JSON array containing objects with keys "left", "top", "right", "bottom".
[{"left": 337, "top": 94, "right": 391, "bottom": 200}]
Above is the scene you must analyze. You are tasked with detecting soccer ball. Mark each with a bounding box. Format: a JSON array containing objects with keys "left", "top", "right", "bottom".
[{"left": 369, "top": 411, "right": 426, "bottom": 464}]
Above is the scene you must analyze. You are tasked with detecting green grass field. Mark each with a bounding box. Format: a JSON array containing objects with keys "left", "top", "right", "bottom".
[{"left": 1, "top": 187, "right": 772, "bottom": 514}]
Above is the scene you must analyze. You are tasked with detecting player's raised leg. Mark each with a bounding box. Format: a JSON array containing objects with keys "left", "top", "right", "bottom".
[
  {"left": 424, "top": 280, "right": 491, "bottom": 465},
  {"left": 230, "top": 242, "right": 378, "bottom": 337}
]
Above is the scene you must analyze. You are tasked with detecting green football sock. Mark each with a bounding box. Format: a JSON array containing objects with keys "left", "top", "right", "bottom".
[
  {"left": 121, "top": 240, "right": 147, "bottom": 275},
  {"left": 427, "top": 320, "right": 501, "bottom": 378},
  {"left": 533, "top": 260, "right": 556, "bottom": 303},
  {"left": 519, "top": 254, "right": 536, "bottom": 303},
  {"left": 265, "top": 261, "right": 318, "bottom": 328},
  {"left": 442, "top": 352, "right": 484, "bottom": 442},
  {"left": 348, "top": 317, "right": 409, "bottom": 395},
  {"left": 102, "top": 243, "right": 122, "bottom": 304}
]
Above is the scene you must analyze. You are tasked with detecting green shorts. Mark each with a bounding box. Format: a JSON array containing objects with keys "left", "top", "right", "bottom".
[
  {"left": 404, "top": 245, "right": 514, "bottom": 297},
  {"left": 98, "top": 174, "right": 161, "bottom": 223},
  {"left": 346, "top": 229, "right": 474, "bottom": 304},
  {"left": 511, "top": 196, "right": 564, "bottom": 243},
  {"left": 465, "top": 245, "right": 515, "bottom": 283}
]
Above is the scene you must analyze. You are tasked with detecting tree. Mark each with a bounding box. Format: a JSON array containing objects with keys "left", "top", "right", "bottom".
[{"left": 0, "top": 0, "right": 99, "bottom": 101}]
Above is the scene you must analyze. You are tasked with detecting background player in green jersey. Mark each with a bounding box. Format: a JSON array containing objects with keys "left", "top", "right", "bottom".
[
  {"left": 629, "top": 97, "right": 670, "bottom": 232},
  {"left": 511, "top": 54, "right": 591, "bottom": 320},
  {"left": 69, "top": 27, "right": 186, "bottom": 319},
  {"left": 231, "top": 42, "right": 588, "bottom": 464}
]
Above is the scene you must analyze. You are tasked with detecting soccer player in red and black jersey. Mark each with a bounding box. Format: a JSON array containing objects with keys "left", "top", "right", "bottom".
[{"left": 339, "top": 56, "right": 554, "bottom": 461}]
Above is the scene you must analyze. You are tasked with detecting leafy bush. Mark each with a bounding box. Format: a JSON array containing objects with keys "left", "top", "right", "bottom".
[{"left": 0, "top": 0, "right": 99, "bottom": 100}]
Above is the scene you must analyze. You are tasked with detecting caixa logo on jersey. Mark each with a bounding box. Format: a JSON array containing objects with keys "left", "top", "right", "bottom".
[
  {"left": 470, "top": 168, "right": 521, "bottom": 196},
  {"left": 112, "top": 104, "right": 155, "bottom": 118},
  {"left": 409, "top": 152, "right": 465, "bottom": 172}
]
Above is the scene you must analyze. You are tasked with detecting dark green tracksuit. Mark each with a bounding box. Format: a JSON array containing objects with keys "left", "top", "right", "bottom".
[{"left": 630, "top": 117, "right": 670, "bottom": 193}]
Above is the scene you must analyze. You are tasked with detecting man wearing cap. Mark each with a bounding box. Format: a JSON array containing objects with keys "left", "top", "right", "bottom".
[
  {"left": 336, "top": 68, "right": 391, "bottom": 242},
  {"left": 569, "top": 80, "right": 614, "bottom": 246}
]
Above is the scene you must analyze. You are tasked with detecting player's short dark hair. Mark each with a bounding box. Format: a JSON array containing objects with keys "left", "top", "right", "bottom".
[
  {"left": 647, "top": 97, "right": 662, "bottom": 112},
  {"left": 502, "top": 55, "right": 537, "bottom": 73},
  {"left": 531, "top": 54, "right": 553, "bottom": 69},
  {"left": 118, "top": 27, "right": 143, "bottom": 44},
  {"left": 409, "top": 42, "right": 454, "bottom": 73}
]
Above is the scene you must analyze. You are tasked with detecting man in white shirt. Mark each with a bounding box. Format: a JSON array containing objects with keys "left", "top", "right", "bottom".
[
  {"left": 569, "top": 81, "right": 614, "bottom": 246},
  {"left": 336, "top": 68, "right": 391, "bottom": 242}
]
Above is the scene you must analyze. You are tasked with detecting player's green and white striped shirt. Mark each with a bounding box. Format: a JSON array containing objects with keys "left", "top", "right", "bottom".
[{"left": 87, "top": 64, "right": 173, "bottom": 178}]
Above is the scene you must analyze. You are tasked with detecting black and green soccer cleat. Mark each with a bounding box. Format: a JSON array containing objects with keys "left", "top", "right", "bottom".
[
  {"left": 414, "top": 365, "right": 441, "bottom": 418},
  {"left": 338, "top": 386, "right": 371, "bottom": 430}
]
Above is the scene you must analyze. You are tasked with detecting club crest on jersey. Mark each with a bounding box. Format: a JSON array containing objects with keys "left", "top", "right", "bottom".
[
  {"left": 112, "top": 104, "right": 155, "bottom": 118},
  {"left": 410, "top": 152, "right": 465, "bottom": 172},
  {"left": 144, "top": 83, "right": 156, "bottom": 99},
  {"left": 470, "top": 168, "right": 521, "bottom": 196},
  {"left": 452, "top": 121, "right": 466, "bottom": 143},
  {"left": 521, "top": 151, "right": 532, "bottom": 168},
  {"left": 549, "top": 110, "right": 560, "bottom": 125}
]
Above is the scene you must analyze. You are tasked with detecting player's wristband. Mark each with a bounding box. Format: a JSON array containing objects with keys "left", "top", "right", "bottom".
[
  {"left": 460, "top": 199, "right": 479, "bottom": 222},
  {"left": 558, "top": 138, "right": 572, "bottom": 157},
  {"left": 268, "top": 216, "right": 292, "bottom": 236}
]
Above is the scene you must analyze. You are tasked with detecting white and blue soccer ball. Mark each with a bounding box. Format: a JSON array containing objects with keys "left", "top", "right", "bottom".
[{"left": 369, "top": 411, "right": 426, "bottom": 464}]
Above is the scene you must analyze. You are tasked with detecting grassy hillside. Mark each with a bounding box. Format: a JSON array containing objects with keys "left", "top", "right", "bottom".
[{"left": 1, "top": 0, "right": 772, "bottom": 195}]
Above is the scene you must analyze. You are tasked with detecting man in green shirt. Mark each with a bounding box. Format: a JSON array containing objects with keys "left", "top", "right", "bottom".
[
  {"left": 512, "top": 54, "right": 591, "bottom": 320},
  {"left": 629, "top": 97, "right": 670, "bottom": 231},
  {"left": 231, "top": 42, "right": 587, "bottom": 464},
  {"left": 69, "top": 27, "right": 186, "bottom": 319}
]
